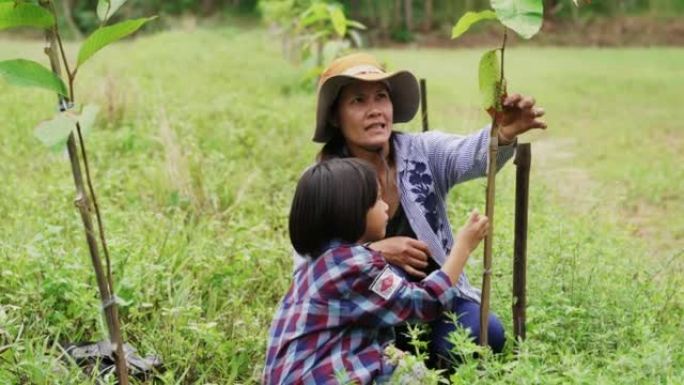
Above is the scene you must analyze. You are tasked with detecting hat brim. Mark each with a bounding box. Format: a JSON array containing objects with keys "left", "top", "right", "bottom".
[{"left": 313, "top": 71, "right": 420, "bottom": 143}]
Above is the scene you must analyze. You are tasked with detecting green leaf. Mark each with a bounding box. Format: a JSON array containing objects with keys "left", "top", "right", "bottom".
[
  {"left": 479, "top": 49, "right": 501, "bottom": 110},
  {"left": 347, "top": 29, "right": 363, "bottom": 47},
  {"left": 491, "top": 0, "right": 543, "bottom": 39},
  {"left": 34, "top": 104, "right": 99, "bottom": 149},
  {"left": 345, "top": 20, "right": 366, "bottom": 30},
  {"left": 0, "top": 2, "right": 54, "bottom": 30},
  {"left": 77, "top": 16, "right": 156, "bottom": 68},
  {"left": 34, "top": 111, "right": 77, "bottom": 148},
  {"left": 0, "top": 59, "right": 67, "bottom": 96},
  {"left": 299, "top": 3, "right": 328, "bottom": 28},
  {"left": 96, "top": 0, "right": 127, "bottom": 22},
  {"left": 451, "top": 10, "right": 497, "bottom": 39},
  {"left": 329, "top": 6, "right": 346, "bottom": 37},
  {"left": 78, "top": 104, "right": 100, "bottom": 136}
]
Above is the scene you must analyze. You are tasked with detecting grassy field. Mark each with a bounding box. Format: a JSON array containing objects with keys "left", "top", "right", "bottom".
[{"left": 0, "top": 27, "right": 682, "bottom": 384}]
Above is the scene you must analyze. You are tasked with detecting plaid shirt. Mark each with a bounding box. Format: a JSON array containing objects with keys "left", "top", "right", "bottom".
[{"left": 264, "top": 243, "right": 459, "bottom": 385}]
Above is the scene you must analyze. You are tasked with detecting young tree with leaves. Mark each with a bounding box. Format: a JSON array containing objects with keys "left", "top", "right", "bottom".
[
  {"left": 451, "top": 0, "right": 586, "bottom": 347},
  {"left": 0, "top": 0, "right": 155, "bottom": 382}
]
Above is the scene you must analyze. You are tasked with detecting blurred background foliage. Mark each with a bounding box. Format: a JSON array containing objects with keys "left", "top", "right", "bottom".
[{"left": 48, "top": 0, "right": 684, "bottom": 42}]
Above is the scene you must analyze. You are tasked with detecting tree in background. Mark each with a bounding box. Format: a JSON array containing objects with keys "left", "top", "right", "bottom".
[{"left": 260, "top": 0, "right": 365, "bottom": 87}]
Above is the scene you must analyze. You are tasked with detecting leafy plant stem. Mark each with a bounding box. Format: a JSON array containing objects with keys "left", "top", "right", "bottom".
[
  {"left": 46, "top": 1, "right": 75, "bottom": 99},
  {"left": 42, "top": 3, "right": 129, "bottom": 383},
  {"left": 480, "top": 27, "right": 508, "bottom": 349}
]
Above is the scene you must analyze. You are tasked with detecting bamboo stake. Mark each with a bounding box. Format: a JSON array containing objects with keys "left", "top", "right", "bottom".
[
  {"left": 480, "top": 28, "right": 507, "bottom": 347},
  {"left": 43, "top": 14, "right": 129, "bottom": 385},
  {"left": 420, "top": 78, "right": 429, "bottom": 132},
  {"left": 512, "top": 143, "right": 531, "bottom": 341}
]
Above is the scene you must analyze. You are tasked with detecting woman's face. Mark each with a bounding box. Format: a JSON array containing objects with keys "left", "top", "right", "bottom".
[{"left": 334, "top": 80, "right": 393, "bottom": 151}]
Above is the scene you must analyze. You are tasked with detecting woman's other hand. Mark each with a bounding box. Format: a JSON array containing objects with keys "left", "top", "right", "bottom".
[
  {"left": 369, "top": 237, "right": 430, "bottom": 278},
  {"left": 492, "top": 93, "right": 547, "bottom": 144}
]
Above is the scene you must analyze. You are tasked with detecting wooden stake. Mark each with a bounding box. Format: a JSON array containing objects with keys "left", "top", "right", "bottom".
[
  {"left": 479, "top": 123, "right": 499, "bottom": 347},
  {"left": 513, "top": 143, "right": 531, "bottom": 341},
  {"left": 420, "top": 78, "right": 429, "bottom": 132}
]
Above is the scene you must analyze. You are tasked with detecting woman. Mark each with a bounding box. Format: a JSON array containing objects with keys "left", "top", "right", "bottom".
[{"left": 298, "top": 52, "right": 546, "bottom": 367}]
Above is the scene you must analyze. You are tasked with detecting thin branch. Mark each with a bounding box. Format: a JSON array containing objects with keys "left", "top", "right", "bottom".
[
  {"left": 501, "top": 29, "right": 507, "bottom": 94},
  {"left": 76, "top": 122, "right": 115, "bottom": 295},
  {"left": 47, "top": 1, "right": 74, "bottom": 97}
]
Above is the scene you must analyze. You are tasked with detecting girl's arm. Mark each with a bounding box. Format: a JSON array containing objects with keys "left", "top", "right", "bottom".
[{"left": 340, "top": 212, "right": 488, "bottom": 327}]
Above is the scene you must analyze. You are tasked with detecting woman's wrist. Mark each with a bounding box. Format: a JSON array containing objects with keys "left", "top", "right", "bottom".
[{"left": 498, "top": 130, "right": 516, "bottom": 146}]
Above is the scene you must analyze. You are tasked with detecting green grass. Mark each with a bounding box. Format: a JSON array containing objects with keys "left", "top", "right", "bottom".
[{"left": 0, "top": 28, "right": 682, "bottom": 384}]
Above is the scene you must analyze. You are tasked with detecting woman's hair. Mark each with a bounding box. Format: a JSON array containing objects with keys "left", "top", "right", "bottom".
[
  {"left": 317, "top": 129, "right": 349, "bottom": 161},
  {"left": 289, "top": 158, "right": 378, "bottom": 258},
  {"left": 317, "top": 96, "right": 349, "bottom": 161}
]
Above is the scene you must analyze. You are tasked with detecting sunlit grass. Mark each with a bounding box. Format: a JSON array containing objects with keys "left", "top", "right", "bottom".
[{"left": 0, "top": 29, "right": 682, "bottom": 383}]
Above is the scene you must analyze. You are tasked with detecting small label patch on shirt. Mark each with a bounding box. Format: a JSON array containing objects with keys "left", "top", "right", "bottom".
[{"left": 370, "top": 266, "right": 402, "bottom": 300}]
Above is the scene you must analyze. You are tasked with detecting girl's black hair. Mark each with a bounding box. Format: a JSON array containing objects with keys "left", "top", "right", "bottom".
[{"left": 289, "top": 158, "right": 378, "bottom": 259}]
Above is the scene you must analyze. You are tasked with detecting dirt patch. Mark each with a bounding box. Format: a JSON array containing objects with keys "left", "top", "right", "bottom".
[
  {"left": 531, "top": 138, "right": 680, "bottom": 255},
  {"left": 532, "top": 138, "right": 603, "bottom": 213}
]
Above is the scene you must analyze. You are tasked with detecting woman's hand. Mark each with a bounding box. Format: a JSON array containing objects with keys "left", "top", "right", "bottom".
[
  {"left": 368, "top": 237, "right": 430, "bottom": 278},
  {"left": 490, "top": 93, "right": 547, "bottom": 144}
]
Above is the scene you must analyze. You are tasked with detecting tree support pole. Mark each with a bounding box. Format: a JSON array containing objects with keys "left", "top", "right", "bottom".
[
  {"left": 512, "top": 143, "right": 531, "bottom": 342},
  {"left": 480, "top": 28, "right": 507, "bottom": 348},
  {"left": 420, "top": 78, "right": 429, "bottom": 132},
  {"left": 480, "top": 124, "right": 498, "bottom": 347}
]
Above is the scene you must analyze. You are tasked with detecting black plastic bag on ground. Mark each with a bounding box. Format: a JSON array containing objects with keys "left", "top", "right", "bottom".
[{"left": 62, "top": 340, "right": 163, "bottom": 383}]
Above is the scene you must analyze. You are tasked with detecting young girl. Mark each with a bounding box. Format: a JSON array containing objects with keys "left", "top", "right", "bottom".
[{"left": 263, "top": 158, "right": 489, "bottom": 385}]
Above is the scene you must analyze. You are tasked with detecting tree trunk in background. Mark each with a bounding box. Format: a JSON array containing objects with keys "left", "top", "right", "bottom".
[
  {"left": 543, "top": 0, "right": 555, "bottom": 21},
  {"left": 403, "top": 0, "right": 413, "bottom": 31},
  {"left": 571, "top": 0, "right": 579, "bottom": 24},
  {"left": 349, "top": 0, "right": 360, "bottom": 20},
  {"left": 443, "top": 0, "right": 457, "bottom": 30},
  {"left": 61, "top": 0, "right": 83, "bottom": 39},
  {"left": 465, "top": 0, "right": 475, "bottom": 12},
  {"left": 201, "top": 0, "right": 217, "bottom": 16},
  {"left": 422, "top": 0, "right": 433, "bottom": 32},
  {"left": 376, "top": 0, "right": 390, "bottom": 39},
  {"left": 649, "top": 0, "right": 675, "bottom": 14},
  {"left": 394, "top": 0, "right": 402, "bottom": 29}
]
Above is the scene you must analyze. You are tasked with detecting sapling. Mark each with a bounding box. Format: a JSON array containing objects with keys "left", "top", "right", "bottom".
[
  {"left": 451, "top": 0, "right": 545, "bottom": 348},
  {"left": 0, "top": 0, "right": 155, "bottom": 382},
  {"left": 451, "top": 0, "right": 588, "bottom": 349}
]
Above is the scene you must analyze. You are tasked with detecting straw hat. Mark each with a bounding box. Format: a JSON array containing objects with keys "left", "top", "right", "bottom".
[{"left": 313, "top": 53, "right": 420, "bottom": 143}]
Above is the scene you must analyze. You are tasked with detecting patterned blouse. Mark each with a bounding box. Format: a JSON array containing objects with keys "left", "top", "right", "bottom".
[{"left": 294, "top": 127, "right": 516, "bottom": 303}]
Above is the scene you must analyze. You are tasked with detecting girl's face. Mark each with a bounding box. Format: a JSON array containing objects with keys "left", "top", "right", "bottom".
[
  {"left": 361, "top": 188, "right": 389, "bottom": 243},
  {"left": 334, "top": 81, "right": 393, "bottom": 152}
]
